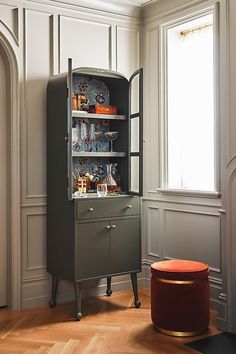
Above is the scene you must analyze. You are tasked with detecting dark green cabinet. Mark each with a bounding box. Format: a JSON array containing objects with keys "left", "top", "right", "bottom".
[
  {"left": 47, "top": 59, "right": 143, "bottom": 320},
  {"left": 76, "top": 216, "right": 140, "bottom": 280},
  {"left": 75, "top": 220, "right": 109, "bottom": 280}
]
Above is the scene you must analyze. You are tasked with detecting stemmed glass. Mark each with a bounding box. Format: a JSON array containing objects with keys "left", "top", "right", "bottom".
[
  {"left": 104, "top": 132, "right": 119, "bottom": 152},
  {"left": 80, "top": 123, "right": 87, "bottom": 152},
  {"left": 72, "top": 124, "right": 80, "bottom": 151},
  {"left": 94, "top": 131, "right": 103, "bottom": 152},
  {"left": 89, "top": 123, "right": 96, "bottom": 152}
]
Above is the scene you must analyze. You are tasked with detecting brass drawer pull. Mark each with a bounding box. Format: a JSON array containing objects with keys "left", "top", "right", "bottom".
[
  {"left": 127, "top": 205, "right": 132, "bottom": 209},
  {"left": 88, "top": 207, "right": 94, "bottom": 212},
  {"left": 105, "top": 225, "right": 111, "bottom": 230},
  {"left": 111, "top": 224, "right": 116, "bottom": 229}
]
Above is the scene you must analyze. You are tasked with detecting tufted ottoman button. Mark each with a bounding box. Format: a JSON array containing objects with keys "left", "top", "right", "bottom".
[{"left": 151, "top": 259, "right": 210, "bottom": 337}]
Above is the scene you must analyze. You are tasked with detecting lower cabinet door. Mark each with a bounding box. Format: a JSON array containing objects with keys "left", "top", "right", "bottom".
[
  {"left": 110, "top": 218, "right": 141, "bottom": 274},
  {"left": 76, "top": 220, "right": 109, "bottom": 280}
]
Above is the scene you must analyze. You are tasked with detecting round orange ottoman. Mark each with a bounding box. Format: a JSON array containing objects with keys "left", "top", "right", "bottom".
[{"left": 151, "top": 260, "right": 210, "bottom": 337}]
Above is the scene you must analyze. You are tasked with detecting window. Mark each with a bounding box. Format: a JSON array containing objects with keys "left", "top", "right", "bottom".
[{"left": 162, "top": 10, "right": 217, "bottom": 193}]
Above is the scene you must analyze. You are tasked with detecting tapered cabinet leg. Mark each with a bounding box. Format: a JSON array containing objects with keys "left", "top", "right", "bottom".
[
  {"left": 131, "top": 273, "right": 141, "bottom": 308},
  {"left": 74, "top": 282, "right": 82, "bottom": 321},
  {"left": 49, "top": 275, "right": 58, "bottom": 308},
  {"left": 106, "top": 276, "right": 112, "bottom": 296}
]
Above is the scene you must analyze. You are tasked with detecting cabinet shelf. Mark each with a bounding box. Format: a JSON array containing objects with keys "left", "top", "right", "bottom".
[
  {"left": 72, "top": 111, "right": 126, "bottom": 120},
  {"left": 72, "top": 151, "right": 126, "bottom": 158}
]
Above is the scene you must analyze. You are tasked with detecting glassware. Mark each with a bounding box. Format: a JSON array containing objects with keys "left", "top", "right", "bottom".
[
  {"left": 102, "top": 163, "right": 117, "bottom": 193},
  {"left": 89, "top": 123, "right": 96, "bottom": 152},
  {"left": 94, "top": 131, "right": 103, "bottom": 152},
  {"left": 97, "top": 183, "right": 107, "bottom": 197},
  {"left": 80, "top": 122, "right": 87, "bottom": 152},
  {"left": 72, "top": 124, "right": 79, "bottom": 151},
  {"left": 104, "top": 131, "right": 118, "bottom": 152}
]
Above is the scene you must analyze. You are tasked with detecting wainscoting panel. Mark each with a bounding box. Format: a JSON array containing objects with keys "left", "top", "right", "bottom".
[
  {"left": 163, "top": 208, "right": 221, "bottom": 272},
  {"left": 0, "top": 3, "right": 19, "bottom": 43},
  {"left": 116, "top": 26, "right": 140, "bottom": 77},
  {"left": 22, "top": 9, "right": 52, "bottom": 202},
  {"left": 147, "top": 206, "right": 160, "bottom": 258},
  {"left": 59, "top": 15, "right": 111, "bottom": 72},
  {"left": 21, "top": 206, "right": 47, "bottom": 280}
]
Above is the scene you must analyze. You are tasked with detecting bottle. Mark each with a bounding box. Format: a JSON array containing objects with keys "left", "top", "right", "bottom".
[
  {"left": 85, "top": 172, "right": 98, "bottom": 192},
  {"left": 102, "top": 164, "right": 117, "bottom": 193}
]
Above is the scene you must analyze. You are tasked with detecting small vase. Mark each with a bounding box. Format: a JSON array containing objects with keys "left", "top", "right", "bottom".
[{"left": 102, "top": 164, "right": 117, "bottom": 193}]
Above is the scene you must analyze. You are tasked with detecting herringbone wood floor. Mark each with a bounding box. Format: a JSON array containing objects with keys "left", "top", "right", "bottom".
[{"left": 0, "top": 288, "right": 220, "bottom": 354}]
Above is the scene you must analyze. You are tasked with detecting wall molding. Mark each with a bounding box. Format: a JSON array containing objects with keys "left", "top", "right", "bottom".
[
  {"left": 24, "top": 0, "right": 142, "bottom": 22},
  {"left": 0, "top": 26, "right": 21, "bottom": 311},
  {"left": 0, "top": 6, "right": 19, "bottom": 46}
]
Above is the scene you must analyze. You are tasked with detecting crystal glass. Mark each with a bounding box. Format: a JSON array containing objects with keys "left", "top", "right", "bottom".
[
  {"left": 89, "top": 123, "right": 96, "bottom": 152},
  {"left": 102, "top": 164, "right": 117, "bottom": 193},
  {"left": 80, "top": 122, "right": 87, "bottom": 152},
  {"left": 104, "top": 131, "right": 118, "bottom": 152},
  {"left": 97, "top": 183, "right": 107, "bottom": 197},
  {"left": 72, "top": 124, "right": 80, "bottom": 151},
  {"left": 94, "top": 131, "right": 103, "bottom": 152}
]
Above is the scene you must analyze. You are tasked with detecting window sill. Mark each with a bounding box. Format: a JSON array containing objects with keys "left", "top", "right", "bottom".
[{"left": 156, "top": 188, "right": 221, "bottom": 199}]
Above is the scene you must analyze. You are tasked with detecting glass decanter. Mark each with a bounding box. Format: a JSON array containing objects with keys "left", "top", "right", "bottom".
[{"left": 102, "top": 163, "right": 117, "bottom": 193}]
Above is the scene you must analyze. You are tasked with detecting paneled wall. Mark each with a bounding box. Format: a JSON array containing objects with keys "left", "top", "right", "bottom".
[
  {"left": 0, "top": 0, "right": 141, "bottom": 308},
  {"left": 2, "top": 0, "right": 235, "bottom": 332}
]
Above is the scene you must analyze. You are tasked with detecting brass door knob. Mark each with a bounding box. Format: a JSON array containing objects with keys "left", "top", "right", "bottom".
[
  {"left": 127, "top": 205, "right": 132, "bottom": 209},
  {"left": 111, "top": 225, "right": 116, "bottom": 229},
  {"left": 105, "top": 225, "right": 111, "bottom": 230},
  {"left": 88, "top": 207, "right": 94, "bottom": 212}
]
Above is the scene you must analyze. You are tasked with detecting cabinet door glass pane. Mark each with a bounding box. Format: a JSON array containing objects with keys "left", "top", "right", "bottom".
[
  {"left": 130, "top": 156, "right": 139, "bottom": 193},
  {"left": 131, "top": 75, "right": 139, "bottom": 114},
  {"left": 129, "top": 68, "right": 143, "bottom": 196},
  {"left": 67, "top": 58, "right": 73, "bottom": 200},
  {"left": 131, "top": 117, "right": 139, "bottom": 152}
]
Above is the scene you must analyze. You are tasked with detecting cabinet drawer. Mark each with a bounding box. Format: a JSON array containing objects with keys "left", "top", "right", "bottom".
[{"left": 76, "top": 197, "right": 140, "bottom": 220}]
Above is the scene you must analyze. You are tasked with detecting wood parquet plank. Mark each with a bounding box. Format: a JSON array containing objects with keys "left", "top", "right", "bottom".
[{"left": 0, "top": 289, "right": 220, "bottom": 354}]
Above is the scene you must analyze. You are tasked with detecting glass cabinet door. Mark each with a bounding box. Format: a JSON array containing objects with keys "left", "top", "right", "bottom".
[
  {"left": 128, "top": 68, "right": 143, "bottom": 196},
  {"left": 67, "top": 58, "right": 73, "bottom": 200}
]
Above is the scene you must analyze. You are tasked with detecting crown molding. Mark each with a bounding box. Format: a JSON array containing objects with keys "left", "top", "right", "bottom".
[{"left": 26, "top": 0, "right": 143, "bottom": 19}]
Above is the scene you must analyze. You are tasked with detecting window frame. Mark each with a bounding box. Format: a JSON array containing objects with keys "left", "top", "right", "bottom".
[{"left": 157, "top": 2, "right": 220, "bottom": 198}]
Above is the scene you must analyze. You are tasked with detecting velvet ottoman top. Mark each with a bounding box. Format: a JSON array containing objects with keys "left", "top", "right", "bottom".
[{"left": 151, "top": 260, "right": 209, "bottom": 280}]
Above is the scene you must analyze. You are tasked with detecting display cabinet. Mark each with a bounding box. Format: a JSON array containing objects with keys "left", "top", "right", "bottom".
[{"left": 47, "top": 59, "right": 143, "bottom": 320}]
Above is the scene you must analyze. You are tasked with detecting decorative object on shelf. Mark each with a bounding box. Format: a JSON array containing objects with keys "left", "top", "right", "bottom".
[
  {"left": 77, "top": 176, "right": 87, "bottom": 195},
  {"left": 95, "top": 105, "right": 118, "bottom": 115},
  {"left": 72, "top": 94, "right": 78, "bottom": 110},
  {"left": 97, "top": 183, "right": 107, "bottom": 197},
  {"left": 78, "top": 94, "right": 89, "bottom": 111},
  {"left": 85, "top": 172, "right": 99, "bottom": 192},
  {"left": 102, "top": 163, "right": 117, "bottom": 193},
  {"left": 95, "top": 94, "right": 105, "bottom": 104},
  {"left": 104, "top": 131, "right": 118, "bottom": 152},
  {"left": 73, "top": 75, "right": 109, "bottom": 106}
]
